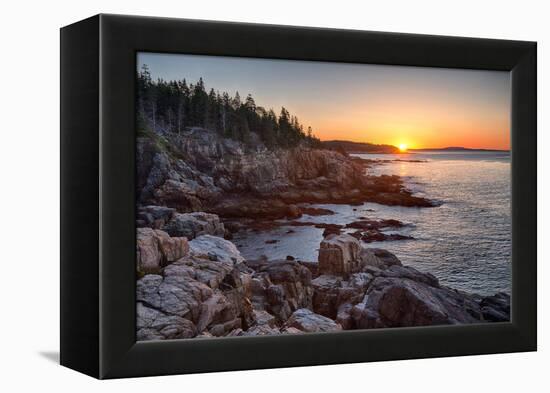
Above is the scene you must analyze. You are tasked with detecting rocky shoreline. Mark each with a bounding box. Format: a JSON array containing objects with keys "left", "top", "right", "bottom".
[
  {"left": 137, "top": 218, "right": 510, "bottom": 340},
  {"left": 137, "top": 127, "right": 435, "bottom": 245},
  {"left": 136, "top": 128, "right": 509, "bottom": 340},
  {"left": 137, "top": 128, "right": 437, "bottom": 224}
]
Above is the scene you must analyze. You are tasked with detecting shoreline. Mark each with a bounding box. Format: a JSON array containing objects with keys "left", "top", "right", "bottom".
[
  {"left": 136, "top": 130, "right": 510, "bottom": 340},
  {"left": 136, "top": 224, "right": 510, "bottom": 340}
]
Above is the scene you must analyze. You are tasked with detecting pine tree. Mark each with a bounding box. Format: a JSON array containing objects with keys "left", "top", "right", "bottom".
[
  {"left": 221, "top": 92, "right": 231, "bottom": 135},
  {"left": 233, "top": 92, "right": 242, "bottom": 110},
  {"left": 136, "top": 66, "right": 319, "bottom": 148}
]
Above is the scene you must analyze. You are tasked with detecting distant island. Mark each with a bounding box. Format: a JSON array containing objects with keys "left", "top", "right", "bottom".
[
  {"left": 410, "top": 147, "right": 510, "bottom": 152},
  {"left": 321, "top": 141, "right": 510, "bottom": 154},
  {"left": 321, "top": 140, "right": 399, "bottom": 154}
]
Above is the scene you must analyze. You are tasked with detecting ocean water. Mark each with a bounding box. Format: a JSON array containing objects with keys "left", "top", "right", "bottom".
[{"left": 233, "top": 150, "right": 511, "bottom": 296}]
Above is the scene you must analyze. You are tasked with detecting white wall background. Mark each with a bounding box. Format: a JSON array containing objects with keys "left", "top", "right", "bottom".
[{"left": 0, "top": 0, "right": 546, "bottom": 390}]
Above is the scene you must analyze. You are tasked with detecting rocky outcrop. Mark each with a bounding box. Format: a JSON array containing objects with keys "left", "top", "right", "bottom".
[
  {"left": 341, "top": 219, "right": 415, "bottom": 243},
  {"left": 351, "top": 231, "right": 414, "bottom": 243},
  {"left": 136, "top": 228, "right": 189, "bottom": 274},
  {"left": 318, "top": 234, "right": 363, "bottom": 276},
  {"left": 345, "top": 219, "right": 405, "bottom": 230},
  {"left": 312, "top": 235, "right": 509, "bottom": 328},
  {"left": 136, "top": 302, "right": 197, "bottom": 341},
  {"left": 351, "top": 275, "right": 482, "bottom": 328},
  {"left": 311, "top": 273, "right": 372, "bottom": 319},
  {"left": 244, "top": 259, "right": 314, "bottom": 321},
  {"left": 282, "top": 219, "right": 414, "bottom": 243},
  {"left": 136, "top": 231, "right": 510, "bottom": 341},
  {"left": 136, "top": 128, "right": 435, "bottom": 221},
  {"left": 136, "top": 234, "right": 255, "bottom": 339},
  {"left": 212, "top": 198, "right": 305, "bottom": 220},
  {"left": 138, "top": 205, "right": 227, "bottom": 240}
]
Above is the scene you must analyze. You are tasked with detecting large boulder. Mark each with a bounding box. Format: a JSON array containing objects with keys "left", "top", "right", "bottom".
[
  {"left": 359, "top": 248, "right": 402, "bottom": 269},
  {"left": 352, "top": 276, "right": 483, "bottom": 328},
  {"left": 480, "top": 292, "right": 510, "bottom": 322},
  {"left": 137, "top": 271, "right": 213, "bottom": 321},
  {"left": 284, "top": 308, "right": 343, "bottom": 333},
  {"left": 136, "top": 228, "right": 189, "bottom": 273},
  {"left": 163, "top": 212, "right": 225, "bottom": 239},
  {"left": 189, "top": 235, "right": 244, "bottom": 265},
  {"left": 136, "top": 302, "right": 197, "bottom": 340},
  {"left": 375, "top": 264, "right": 439, "bottom": 287},
  {"left": 318, "top": 234, "right": 362, "bottom": 276}
]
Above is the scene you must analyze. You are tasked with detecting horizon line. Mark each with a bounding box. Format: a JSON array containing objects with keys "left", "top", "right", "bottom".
[{"left": 319, "top": 138, "right": 510, "bottom": 151}]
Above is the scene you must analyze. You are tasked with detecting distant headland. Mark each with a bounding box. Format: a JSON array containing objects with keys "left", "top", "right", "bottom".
[
  {"left": 322, "top": 140, "right": 510, "bottom": 154},
  {"left": 321, "top": 140, "right": 399, "bottom": 154},
  {"left": 410, "top": 147, "right": 510, "bottom": 152}
]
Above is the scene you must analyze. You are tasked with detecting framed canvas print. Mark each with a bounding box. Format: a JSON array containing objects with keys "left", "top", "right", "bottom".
[{"left": 60, "top": 14, "right": 536, "bottom": 379}]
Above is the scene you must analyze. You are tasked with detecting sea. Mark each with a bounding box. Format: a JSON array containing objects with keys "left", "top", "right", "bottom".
[{"left": 233, "top": 150, "right": 512, "bottom": 296}]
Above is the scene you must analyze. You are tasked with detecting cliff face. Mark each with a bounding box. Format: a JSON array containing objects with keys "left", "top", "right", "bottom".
[{"left": 137, "top": 128, "right": 433, "bottom": 219}]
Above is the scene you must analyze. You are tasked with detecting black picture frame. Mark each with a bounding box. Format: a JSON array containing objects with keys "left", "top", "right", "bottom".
[{"left": 60, "top": 14, "right": 537, "bottom": 379}]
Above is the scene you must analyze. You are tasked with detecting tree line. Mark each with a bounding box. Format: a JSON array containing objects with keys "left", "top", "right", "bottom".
[{"left": 137, "top": 64, "right": 321, "bottom": 149}]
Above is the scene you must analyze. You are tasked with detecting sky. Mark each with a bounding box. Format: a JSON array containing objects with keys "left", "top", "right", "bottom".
[{"left": 138, "top": 52, "right": 511, "bottom": 150}]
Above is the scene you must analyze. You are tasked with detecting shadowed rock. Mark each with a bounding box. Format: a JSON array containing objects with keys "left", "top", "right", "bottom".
[
  {"left": 311, "top": 273, "right": 373, "bottom": 319},
  {"left": 346, "top": 219, "right": 405, "bottom": 230},
  {"left": 137, "top": 205, "right": 176, "bottom": 228},
  {"left": 480, "top": 292, "right": 510, "bottom": 322},
  {"left": 360, "top": 248, "right": 403, "bottom": 269},
  {"left": 352, "top": 276, "right": 483, "bottom": 328},
  {"left": 301, "top": 207, "right": 335, "bottom": 216},
  {"left": 244, "top": 259, "right": 314, "bottom": 321},
  {"left": 162, "top": 212, "right": 225, "bottom": 239}
]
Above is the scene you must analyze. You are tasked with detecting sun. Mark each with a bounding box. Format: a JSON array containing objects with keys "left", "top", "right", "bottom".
[{"left": 398, "top": 143, "right": 408, "bottom": 152}]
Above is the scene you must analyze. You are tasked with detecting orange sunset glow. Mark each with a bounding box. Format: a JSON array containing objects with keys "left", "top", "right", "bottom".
[
  {"left": 139, "top": 53, "right": 511, "bottom": 150},
  {"left": 303, "top": 93, "right": 510, "bottom": 150}
]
